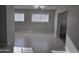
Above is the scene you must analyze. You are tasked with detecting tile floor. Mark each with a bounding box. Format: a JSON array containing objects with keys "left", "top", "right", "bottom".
[
  {"left": 14, "top": 32, "right": 65, "bottom": 53},
  {"left": 14, "top": 47, "right": 33, "bottom": 53}
]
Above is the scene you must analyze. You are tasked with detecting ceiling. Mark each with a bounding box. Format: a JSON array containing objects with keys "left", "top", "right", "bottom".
[{"left": 14, "top": 5, "right": 78, "bottom": 10}]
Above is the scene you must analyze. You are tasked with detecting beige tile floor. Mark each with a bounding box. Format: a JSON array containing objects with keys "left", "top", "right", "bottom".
[
  {"left": 14, "top": 47, "right": 33, "bottom": 53},
  {"left": 14, "top": 32, "right": 65, "bottom": 53}
]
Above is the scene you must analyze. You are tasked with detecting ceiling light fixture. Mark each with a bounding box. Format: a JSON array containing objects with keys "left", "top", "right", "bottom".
[{"left": 34, "top": 5, "right": 45, "bottom": 9}]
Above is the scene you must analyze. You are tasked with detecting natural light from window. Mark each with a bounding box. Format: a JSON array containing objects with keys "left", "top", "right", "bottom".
[
  {"left": 15, "top": 13, "right": 24, "bottom": 22},
  {"left": 32, "top": 14, "right": 49, "bottom": 22}
]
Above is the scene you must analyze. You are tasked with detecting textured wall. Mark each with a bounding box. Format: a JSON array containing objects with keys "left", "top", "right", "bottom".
[
  {"left": 54, "top": 6, "right": 79, "bottom": 52},
  {"left": 6, "top": 5, "right": 15, "bottom": 52},
  {"left": 66, "top": 7, "right": 79, "bottom": 51},
  {"left": 15, "top": 9, "right": 55, "bottom": 33}
]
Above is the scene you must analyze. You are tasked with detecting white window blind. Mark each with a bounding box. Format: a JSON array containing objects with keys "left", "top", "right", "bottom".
[
  {"left": 32, "top": 14, "right": 49, "bottom": 22},
  {"left": 15, "top": 13, "right": 24, "bottom": 22}
]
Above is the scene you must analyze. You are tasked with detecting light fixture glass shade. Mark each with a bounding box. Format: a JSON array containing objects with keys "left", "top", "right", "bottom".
[
  {"left": 34, "top": 5, "right": 45, "bottom": 9},
  {"left": 40, "top": 6, "right": 45, "bottom": 9},
  {"left": 34, "top": 5, "right": 39, "bottom": 9}
]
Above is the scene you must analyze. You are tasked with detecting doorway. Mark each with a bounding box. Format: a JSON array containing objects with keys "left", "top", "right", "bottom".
[{"left": 57, "top": 11, "right": 68, "bottom": 43}]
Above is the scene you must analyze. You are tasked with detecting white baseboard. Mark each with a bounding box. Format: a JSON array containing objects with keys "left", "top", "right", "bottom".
[{"left": 65, "top": 34, "right": 78, "bottom": 53}]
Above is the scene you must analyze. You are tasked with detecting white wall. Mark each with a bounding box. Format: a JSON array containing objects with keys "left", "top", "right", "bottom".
[
  {"left": 66, "top": 34, "right": 78, "bottom": 53},
  {"left": 6, "top": 5, "right": 15, "bottom": 52},
  {"left": 15, "top": 9, "right": 55, "bottom": 33},
  {"left": 54, "top": 6, "right": 79, "bottom": 52},
  {"left": 66, "top": 7, "right": 79, "bottom": 52}
]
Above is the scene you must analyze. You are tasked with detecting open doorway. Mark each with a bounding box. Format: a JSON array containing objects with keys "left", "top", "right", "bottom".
[{"left": 57, "top": 11, "right": 68, "bottom": 43}]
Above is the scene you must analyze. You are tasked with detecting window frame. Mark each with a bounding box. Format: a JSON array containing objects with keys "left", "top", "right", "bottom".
[
  {"left": 31, "top": 13, "right": 49, "bottom": 23},
  {"left": 15, "top": 13, "right": 25, "bottom": 22}
]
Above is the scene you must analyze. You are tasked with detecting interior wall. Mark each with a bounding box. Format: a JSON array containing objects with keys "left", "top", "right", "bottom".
[
  {"left": 6, "top": 5, "right": 15, "bottom": 52},
  {"left": 15, "top": 9, "right": 55, "bottom": 33},
  {"left": 0, "top": 6, "right": 7, "bottom": 47},
  {"left": 66, "top": 7, "right": 79, "bottom": 52},
  {"left": 66, "top": 34, "right": 78, "bottom": 52},
  {"left": 54, "top": 6, "right": 79, "bottom": 52}
]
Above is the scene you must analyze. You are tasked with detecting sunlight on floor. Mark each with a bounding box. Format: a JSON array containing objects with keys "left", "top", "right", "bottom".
[{"left": 14, "top": 47, "right": 33, "bottom": 53}]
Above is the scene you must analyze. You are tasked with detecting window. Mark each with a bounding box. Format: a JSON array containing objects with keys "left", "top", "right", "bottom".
[
  {"left": 15, "top": 13, "right": 24, "bottom": 22},
  {"left": 32, "top": 14, "right": 49, "bottom": 22}
]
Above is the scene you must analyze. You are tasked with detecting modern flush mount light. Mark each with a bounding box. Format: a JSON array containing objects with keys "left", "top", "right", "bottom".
[{"left": 34, "top": 5, "right": 45, "bottom": 9}]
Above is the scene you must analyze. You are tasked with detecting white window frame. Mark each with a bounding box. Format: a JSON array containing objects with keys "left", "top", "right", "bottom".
[
  {"left": 32, "top": 13, "right": 49, "bottom": 22},
  {"left": 15, "top": 13, "right": 24, "bottom": 22}
]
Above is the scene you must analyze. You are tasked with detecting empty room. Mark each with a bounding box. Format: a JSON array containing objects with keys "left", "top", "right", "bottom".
[
  {"left": 14, "top": 5, "right": 65, "bottom": 53},
  {"left": 0, "top": 5, "right": 79, "bottom": 53}
]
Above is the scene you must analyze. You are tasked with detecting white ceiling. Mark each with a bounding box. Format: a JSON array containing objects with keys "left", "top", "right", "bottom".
[{"left": 14, "top": 5, "right": 78, "bottom": 10}]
